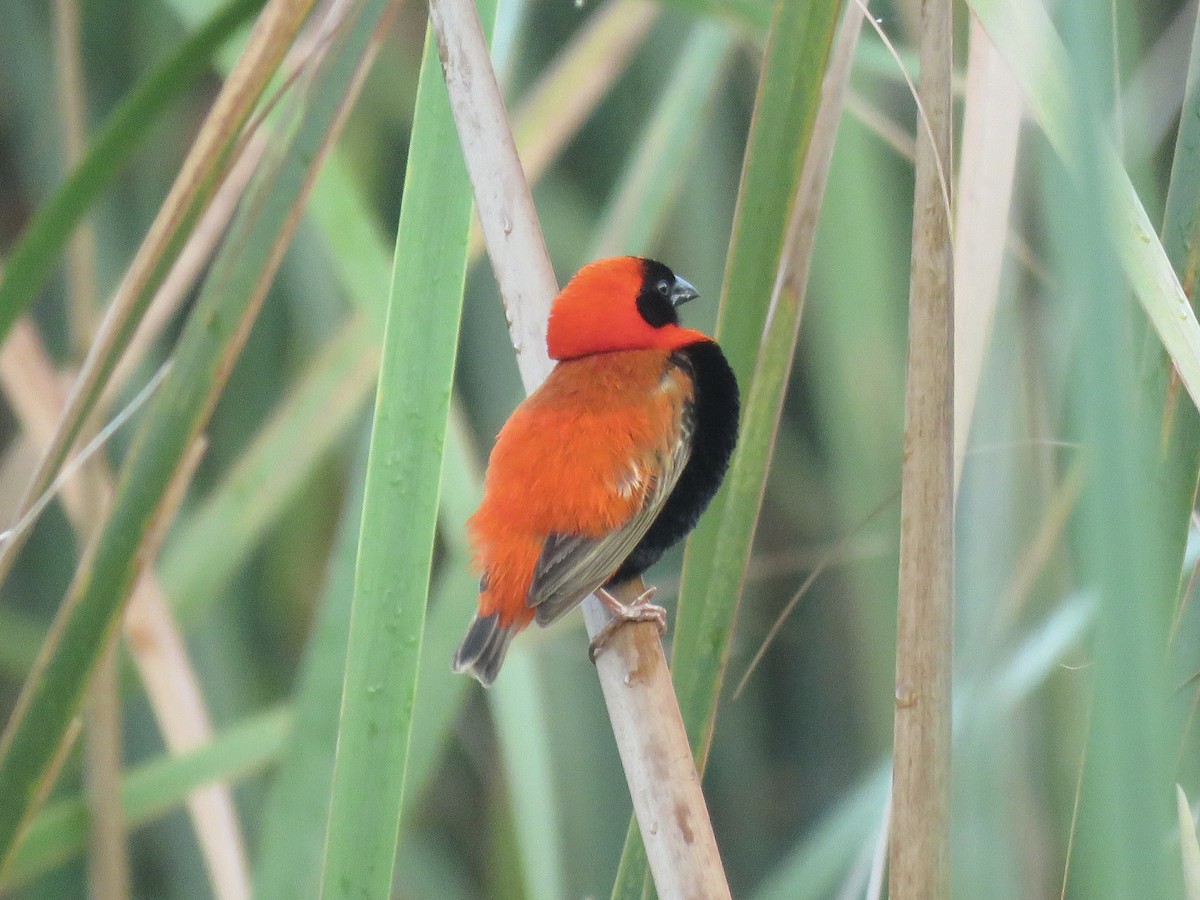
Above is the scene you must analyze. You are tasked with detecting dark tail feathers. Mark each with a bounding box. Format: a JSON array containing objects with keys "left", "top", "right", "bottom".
[{"left": 451, "top": 613, "right": 518, "bottom": 686}]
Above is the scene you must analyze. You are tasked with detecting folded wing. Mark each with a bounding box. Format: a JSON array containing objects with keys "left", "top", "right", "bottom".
[{"left": 529, "top": 415, "right": 692, "bottom": 626}]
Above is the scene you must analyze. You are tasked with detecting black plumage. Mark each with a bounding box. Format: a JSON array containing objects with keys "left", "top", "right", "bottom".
[{"left": 609, "top": 339, "right": 740, "bottom": 584}]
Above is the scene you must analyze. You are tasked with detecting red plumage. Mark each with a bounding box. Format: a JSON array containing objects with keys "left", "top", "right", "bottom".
[{"left": 452, "top": 257, "right": 738, "bottom": 685}]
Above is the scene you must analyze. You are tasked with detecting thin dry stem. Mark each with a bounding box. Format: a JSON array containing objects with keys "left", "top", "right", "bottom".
[
  {"left": 889, "top": 0, "right": 954, "bottom": 897},
  {"left": 124, "top": 438, "right": 255, "bottom": 900},
  {"left": 0, "top": 327, "right": 252, "bottom": 900},
  {"left": 429, "top": 0, "right": 556, "bottom": 379},
  {"left": 0, "top": 0, "right": 386, "bottom": 887},
  {"left": 428, "top": 0, "right": 731, "bottom": 894},
  {"left": 0, "top": 19, "right": 296, "bottom": 886},
  {"left": 105, "top": 132, "right": 268, "bottom": 407},
  {"left": 582, "top": 580, "right": 727, "bottom": 897}
]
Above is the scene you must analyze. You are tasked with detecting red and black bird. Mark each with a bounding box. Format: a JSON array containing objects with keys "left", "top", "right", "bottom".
[{"left": 452, "top": 256, "right": 739, "bottom": 685}]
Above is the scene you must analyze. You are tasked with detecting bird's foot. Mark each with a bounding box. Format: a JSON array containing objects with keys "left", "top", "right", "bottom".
[{"left": 588, "top": 586, "right": 667, "bottom": 663}]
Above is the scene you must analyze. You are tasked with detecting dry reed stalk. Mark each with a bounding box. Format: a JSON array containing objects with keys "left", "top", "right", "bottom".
[{"left": 889, "top": 0, "right": 955, "bottom": 897}]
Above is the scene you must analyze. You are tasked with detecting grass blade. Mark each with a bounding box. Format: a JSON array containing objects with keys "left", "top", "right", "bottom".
[
  {"left": 401, "top": 403, "right": 483, "bottom": 815},
  {"left": 253, "top": 432, "right": 366, "bottom": 899},
  {"left": 4, "top": 708, "right": 291, "bottom": 890},
  {"left": 613, "top": 1, "right": 847, "bottom": 895},
  {"left": 316, "top": 4, "right": 490, "bottom": 892},
  {"left": 667, "top": 0, "right": 843, "bottom": 768},
  {"left": 1039, "top": 4, "right": 1177, "bottom": 896},
  {"left": 0, "top": 0, "right": 386, "bottom": 874},
  {"left": 0, "top": 0, "right": 315, "bottom": 597},
  {"left": 0, "top": 0, "right": 264, "bottom": 342}
]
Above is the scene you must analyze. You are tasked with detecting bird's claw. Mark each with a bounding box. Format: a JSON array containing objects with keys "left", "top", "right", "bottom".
[{"left": 588, "top": 586, "right": 667, "bottom": 663}]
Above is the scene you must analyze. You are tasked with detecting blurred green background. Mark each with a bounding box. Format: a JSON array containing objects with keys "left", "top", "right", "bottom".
[{"left": 1, "top": 0, "right": 1199, "bottom": 897}]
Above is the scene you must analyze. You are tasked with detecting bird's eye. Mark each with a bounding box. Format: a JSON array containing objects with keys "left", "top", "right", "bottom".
[{"left": 656, "top": 279, "right": 671, "bottom": 296}]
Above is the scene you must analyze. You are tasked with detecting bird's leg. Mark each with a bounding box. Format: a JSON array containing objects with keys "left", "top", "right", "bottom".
[{"left": 588, "top": 585, "right": 667, "bottom": 663}]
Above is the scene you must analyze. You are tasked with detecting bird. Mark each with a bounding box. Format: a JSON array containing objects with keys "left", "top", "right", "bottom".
[{"left": 452, "top": 256, "right": 739, "bottom": 686}]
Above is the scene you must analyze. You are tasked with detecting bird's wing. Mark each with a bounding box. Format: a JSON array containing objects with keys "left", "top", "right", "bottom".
[{"left": 527, "top": 417, "right": 692, "bottom": 626}]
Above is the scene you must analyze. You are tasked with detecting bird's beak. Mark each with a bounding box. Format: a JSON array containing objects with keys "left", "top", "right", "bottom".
[{"left": 670, "top": 277, "right": 699, "bottom": 308}]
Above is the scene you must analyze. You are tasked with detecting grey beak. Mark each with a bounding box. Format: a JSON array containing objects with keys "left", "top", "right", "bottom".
[{"left": 670, "top": 276, "right": 699, "bottom": 308}]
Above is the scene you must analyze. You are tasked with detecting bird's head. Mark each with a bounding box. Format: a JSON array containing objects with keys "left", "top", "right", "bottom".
[{"left": 546, "top": 257, "right": 711, "bottom": 360}]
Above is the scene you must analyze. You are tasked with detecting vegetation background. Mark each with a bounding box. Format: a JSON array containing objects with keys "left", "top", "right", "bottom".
[{"left": 0, "top": 0, "right": 1197, "bottom": 898}]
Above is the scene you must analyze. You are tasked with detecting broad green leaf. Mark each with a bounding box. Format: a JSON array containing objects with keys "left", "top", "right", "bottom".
[
  {"left": 1033, "top": 3, "right": 1177, "bottom": 895},
  {"left": 317, "top": 2, "right": 494, "bottom": 892},
  {"left": 401, "top": 403, "right": 483, "bottom": 815}
]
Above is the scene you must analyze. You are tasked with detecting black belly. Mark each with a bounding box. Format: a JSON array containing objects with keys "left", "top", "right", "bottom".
[{"left": 608, "top": 341, "right": 740, "bottom": 584}]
